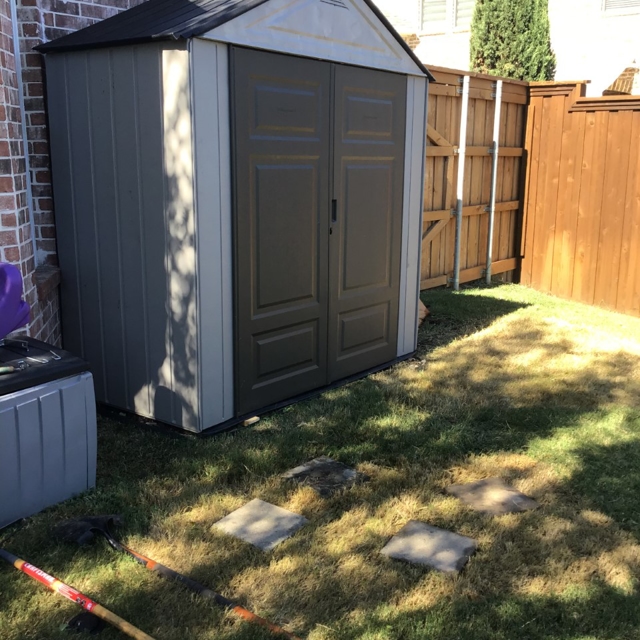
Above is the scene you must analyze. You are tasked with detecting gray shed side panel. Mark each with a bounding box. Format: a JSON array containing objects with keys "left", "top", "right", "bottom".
[
  {"left": 191, "top": 39, "right": 234, "bottom": 429},
  {"left": 397, "top": 75, "right": 428, "bottom": 357},
  {"left": 47, "top": 44, "right": 200, "bottom": 430}
]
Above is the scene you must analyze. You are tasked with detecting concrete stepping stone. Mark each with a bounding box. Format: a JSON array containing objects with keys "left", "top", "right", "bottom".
[
  {"left": 282, "top": 456, "right": 364, "bottom": 496},
  {"left": 381, "top": 521, "right": 477, "bottom": 573},
  {"left": 445, "top": 477, "right": 539, "bottom": 515},
  {"left": 213, "top": 498, "right": 307, "bottom": 551}
]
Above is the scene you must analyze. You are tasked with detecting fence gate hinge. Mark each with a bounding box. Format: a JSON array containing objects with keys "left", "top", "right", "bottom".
[{"left": 484, "top": 206, "right": 491, "bottom": 213}]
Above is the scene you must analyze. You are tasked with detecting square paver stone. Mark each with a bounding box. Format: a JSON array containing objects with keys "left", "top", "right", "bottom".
[
  {"left": 213, "top": 499, "right": 307, "bottom": 551},
  {"left": 381, "top": 521, "right": 477, "bottom": 573},
  {"left": 282, "top": 456, "right": 365, "bottom": 496},
  {"left": 445, "top": 477, "right": 539, "bottom": 515}
]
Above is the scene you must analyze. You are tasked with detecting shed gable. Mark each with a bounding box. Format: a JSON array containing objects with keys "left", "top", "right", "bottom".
[{"left": 202, "top": 0, "right": 425, "bottom": 76}]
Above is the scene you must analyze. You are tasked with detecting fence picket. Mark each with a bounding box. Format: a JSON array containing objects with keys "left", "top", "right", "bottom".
[
  {"left": 420, "top": 72, "right": 639, "bottom": 316},
  {"left": 520, "top": 82, "right": 640, "bottom": 316}
]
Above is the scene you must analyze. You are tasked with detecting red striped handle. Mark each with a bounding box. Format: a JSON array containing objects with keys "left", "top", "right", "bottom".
[
  {"left": 20, "top": 561, "right": 99, "bottom": 611},
  {"left": 0, "top": 549, "right": 155, "bottom": 640}
]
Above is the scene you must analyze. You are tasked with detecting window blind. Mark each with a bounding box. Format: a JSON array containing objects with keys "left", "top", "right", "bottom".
[
  {"left": 455, "top": 0, "right": 475, "bottom": 27},
  {"left": 421, "top": 0, "right": 447, "bottom": 29},
  {"left": 604, "top": 0, "right": 640, "bottom": 10}
]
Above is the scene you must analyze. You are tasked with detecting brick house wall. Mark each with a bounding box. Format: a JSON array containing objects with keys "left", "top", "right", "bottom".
[
  {"left": 0, "top": 0, "right": 138, "bottom": 346},
  {"left": 0, "top": 0, "right": 39, "bottom": 338}
]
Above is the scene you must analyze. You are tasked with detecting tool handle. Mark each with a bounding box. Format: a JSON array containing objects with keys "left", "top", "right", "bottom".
[
  {"left": 0, "top": 549, "right": 155, "bottom": 640},
  {"left": 124, "top": 543, "right": 234, "bottom": 607},
  {"left": 91, "top": 604, "right": 156, "bottom": 640},
  {"left": 121, "top": 544, "right": 300, "bottom": 639}
]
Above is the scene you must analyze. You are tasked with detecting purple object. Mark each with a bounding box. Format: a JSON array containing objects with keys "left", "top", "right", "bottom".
[{"left": 0, "top": 262, "right": 30, "bottom": 339}]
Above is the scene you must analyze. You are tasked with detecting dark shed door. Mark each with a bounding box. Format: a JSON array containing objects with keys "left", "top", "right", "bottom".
[
  {"left": 232, "top": 48, "right": 406, "bottom": 415},
  {"left": 328, "top": 65, "right": 406, "bottom": 382},
  {"left": 232, "top": 48, "right": 331, "bottom": 415}
]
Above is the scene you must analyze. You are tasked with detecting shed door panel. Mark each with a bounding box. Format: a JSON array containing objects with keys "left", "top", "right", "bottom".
[
  {"left": 328, "top": 65, "right": 406, "bottom": 382},
  {"left": 232, "top": 47, "right": 331, "bottom": 415}
]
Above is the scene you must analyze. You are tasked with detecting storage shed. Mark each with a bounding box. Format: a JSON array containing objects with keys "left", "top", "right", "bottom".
[{"left": 39, "top": 0, "right": 432, "bottom": 433}]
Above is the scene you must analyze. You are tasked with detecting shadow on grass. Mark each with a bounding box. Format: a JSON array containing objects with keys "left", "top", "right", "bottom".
[
  {"left": 346, "top": 582, "right": 640, "bottom": 640},
  {"left": 2, "top": 287, "right": 640, "bottom": 639},
  {"left": 564, "top": 435, "right": 640, "bottom": 537}
]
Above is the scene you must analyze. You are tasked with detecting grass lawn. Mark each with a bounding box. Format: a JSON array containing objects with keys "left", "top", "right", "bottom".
[{"left": 2, "top": 284, "right": 640, "bottom": 640}]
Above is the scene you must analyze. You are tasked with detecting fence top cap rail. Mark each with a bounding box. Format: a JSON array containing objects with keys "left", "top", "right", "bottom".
[
  {"left": 570, "top": 95, "right": 640, "bottom": 112},
  {"left": 530, "top": 80, "right": 591, "bottom": 86},
  {"left": 427, "top": 64, "right": 529, "bottom": 86}
]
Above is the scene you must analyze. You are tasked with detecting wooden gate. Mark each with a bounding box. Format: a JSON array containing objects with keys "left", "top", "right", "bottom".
[{"left": 421, "top": 66, "right": 529, "bottom": 289}]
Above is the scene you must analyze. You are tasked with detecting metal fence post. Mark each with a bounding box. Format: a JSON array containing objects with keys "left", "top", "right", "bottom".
[
  {"left": 486, "top": 80, "right": 503, "bottom": 284},
  {"left": 453, "top": 75, "right": 470, "bottom": 291}
]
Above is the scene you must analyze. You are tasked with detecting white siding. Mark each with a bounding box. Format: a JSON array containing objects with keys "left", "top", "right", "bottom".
[
  {"left": 392, "top": 0, "right": 640, "bottom": 95},
  {"left": 549, "top": 0, "right": 640, "bottom": 95}
]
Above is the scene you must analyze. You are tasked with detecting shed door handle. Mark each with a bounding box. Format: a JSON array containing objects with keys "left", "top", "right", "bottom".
[{"left": 331, "top": 199, "right": 337, "bottom": 223}]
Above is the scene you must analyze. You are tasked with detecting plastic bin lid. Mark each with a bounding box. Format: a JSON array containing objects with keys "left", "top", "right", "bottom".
[{"left": 0, "top": 337, "right": 89, "bottom": 396}]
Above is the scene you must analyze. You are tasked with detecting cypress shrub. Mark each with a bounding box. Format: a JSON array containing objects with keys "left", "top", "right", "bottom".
[{"left": 470, "top": 0, "right": 556, "bottom": 81}]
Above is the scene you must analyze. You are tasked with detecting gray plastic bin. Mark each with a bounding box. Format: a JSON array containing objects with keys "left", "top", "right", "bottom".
[{"left": 0, "top": 338, "right": 96, "bottom": 529}]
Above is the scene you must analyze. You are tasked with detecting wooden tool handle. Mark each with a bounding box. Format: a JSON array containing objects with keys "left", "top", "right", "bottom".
[
  {"left": 91, "top": 604, "right": 156, "bottom": 640},
  {"left": 0, "top": 548, "right": 155, "bottom": 640}
]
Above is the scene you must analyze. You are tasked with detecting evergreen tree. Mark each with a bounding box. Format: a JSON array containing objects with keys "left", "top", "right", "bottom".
[{"left": 470, "top": 0, "right": 556, "bottom": 81}]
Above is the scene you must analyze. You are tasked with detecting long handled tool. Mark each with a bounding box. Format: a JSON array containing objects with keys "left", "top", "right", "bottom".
[
  {"left": 0, "top": 548, "right": 155, "bottom": 640},
  {"left": 55, "top": 516, "right": 300, "bottom": 640}
]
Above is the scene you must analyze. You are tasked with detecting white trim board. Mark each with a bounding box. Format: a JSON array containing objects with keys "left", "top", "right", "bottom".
[
  {"left": 397, "top": 75, "right": 428, "bottom": 357},
  {"left": 191, "top": 39, "right": 235, "bottom": 430},
  {"left": 201, "top": 0, "right": 425, "bottom": 77}
]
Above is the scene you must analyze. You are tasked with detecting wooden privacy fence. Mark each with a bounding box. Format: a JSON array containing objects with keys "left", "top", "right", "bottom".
[
  {"left": 520, "top": 83, "right": 640, "bottom": 316},
  {"left": 421, "top": 66, "right": 528, "bottom": 289}
]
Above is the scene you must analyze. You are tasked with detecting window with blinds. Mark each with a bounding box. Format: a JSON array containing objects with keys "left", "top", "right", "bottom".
[
  {"left": 421, "top": 0, "right": 447, "bottom": 29},
  {"left": 603, "top": 0, "right": 640, "bottom": 11},
  {"left": 420, "top": 0, "right": 476, "bottom": 32},
  {"left": 455, "top": 0, "right": 474, "bottom": 27}
]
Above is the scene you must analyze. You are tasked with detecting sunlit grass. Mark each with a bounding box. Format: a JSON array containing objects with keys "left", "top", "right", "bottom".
[{"left": 1, "top": 284, "right": 640, "bottom": 639}]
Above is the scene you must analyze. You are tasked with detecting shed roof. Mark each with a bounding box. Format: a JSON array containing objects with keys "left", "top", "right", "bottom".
[{"left": 35, "top": 0, "right": 433, "bottom": 79}]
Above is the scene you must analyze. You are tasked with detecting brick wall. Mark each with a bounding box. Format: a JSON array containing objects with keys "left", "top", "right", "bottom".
[
  {"left": 0, "top": 0, "right": 38, "bottom": 338},
  {"left": 0, "top": 0, "right": 138, "bottom": 346},
  {"left": 402, "top": 33, "right": 421, "bottom": 50}
]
